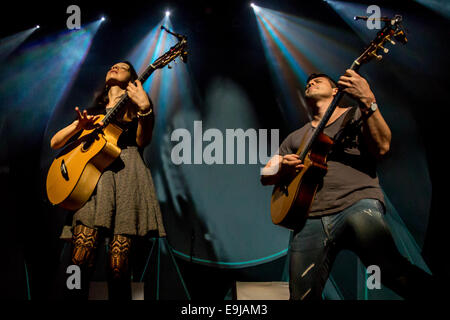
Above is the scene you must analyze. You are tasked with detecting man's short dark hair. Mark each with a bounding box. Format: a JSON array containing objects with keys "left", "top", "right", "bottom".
[{"left": 307, "top": 73, "right": 337, "bottom": 88}]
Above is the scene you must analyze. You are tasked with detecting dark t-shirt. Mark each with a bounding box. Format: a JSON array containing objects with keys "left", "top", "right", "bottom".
[{"left": 278, "top": 107, "right": 385, "bottom": 217}]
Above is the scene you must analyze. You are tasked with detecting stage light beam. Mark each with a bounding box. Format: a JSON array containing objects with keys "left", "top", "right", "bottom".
[
  {"left": 250, "top": 3, "right": 260, "bottom": 13},
  {"left": 0, "top": 19, "right": 103, "bottom": 115},
  {"left": 165, "top": 11, "right": 171, "bottom": 17},
  {"left": 413, "top": 0, "right": 450, "bottom": 19},
  {"left": 0, "top": 27, "right": 39, "bottom": 62}
]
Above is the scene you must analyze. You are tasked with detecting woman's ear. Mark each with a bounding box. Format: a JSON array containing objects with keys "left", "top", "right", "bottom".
[{"left": 332, "top": 87, "right": 338, "bottom": 96}]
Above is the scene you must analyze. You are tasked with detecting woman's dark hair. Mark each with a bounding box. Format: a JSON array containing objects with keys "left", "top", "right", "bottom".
[{"left": 88, "top": 61, "right": 139, "bottom": 114}]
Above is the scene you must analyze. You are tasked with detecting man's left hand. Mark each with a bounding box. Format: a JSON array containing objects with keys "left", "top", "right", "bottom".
[{"left": 338, "top": 69, "right": 376, "bottom": 107}]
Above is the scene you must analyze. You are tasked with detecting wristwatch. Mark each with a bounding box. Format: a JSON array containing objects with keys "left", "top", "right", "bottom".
[
  {"left": 362, "top": 101, "right": 378, "bottom": 117},
  {"left": 369, "top": 101, "right": 378, "bottom": 113}
]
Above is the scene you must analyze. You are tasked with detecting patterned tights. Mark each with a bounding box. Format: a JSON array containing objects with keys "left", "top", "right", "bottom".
[{"left": 71, "top": 224, "right": 132, "bottom": 300}]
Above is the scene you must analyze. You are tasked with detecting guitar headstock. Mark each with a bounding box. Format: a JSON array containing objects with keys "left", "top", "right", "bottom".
[
  {"left": 152, "top": 37, "right": 188, "bottom": 70},
  {"left": 353, "top": 15, "right": 407, "bottom": 68}
]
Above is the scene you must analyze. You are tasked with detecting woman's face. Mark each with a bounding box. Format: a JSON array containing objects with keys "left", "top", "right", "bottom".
[{"left": 105, "top": 62, "right": 132, "bottom": 86}]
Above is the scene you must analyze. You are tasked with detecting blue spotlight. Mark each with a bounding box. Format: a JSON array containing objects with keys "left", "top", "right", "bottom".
[
  {"left": 0, "top": 20, "right": 102, "bottom": 114},
  {"left": 101, "top": 16, "right": 106, "bottom": 22},
  {"left": 0, "top": 27, "right": 38, "bottom": 61}
]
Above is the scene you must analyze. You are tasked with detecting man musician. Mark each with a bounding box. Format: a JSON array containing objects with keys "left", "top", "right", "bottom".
[{"left": 261, "top": 70, "right": 437, "bottom": 300}]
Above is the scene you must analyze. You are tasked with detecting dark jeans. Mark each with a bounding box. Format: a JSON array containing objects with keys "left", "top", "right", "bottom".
[{"left": 289, "top": 199, "right": 437, "bottom": 300}]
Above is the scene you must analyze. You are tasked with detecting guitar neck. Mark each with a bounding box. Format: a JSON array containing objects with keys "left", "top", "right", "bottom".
[
  {"left": 137, "top": 62, "right": 158, "bottom": 84},
  {"left": 297, "top": 91, "right": 342, "bottom": 161}
]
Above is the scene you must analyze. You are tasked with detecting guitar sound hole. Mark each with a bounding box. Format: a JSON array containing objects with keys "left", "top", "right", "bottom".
[
  {"left": 81, "top": 140, "right": 93, "bottom": 152},
  {"left": 81, "top": 132, "right": 102, "bottom": 152}
]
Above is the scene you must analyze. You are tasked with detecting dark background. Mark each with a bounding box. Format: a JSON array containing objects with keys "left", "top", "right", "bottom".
[{"left": 0, "top": 0, "right": 448, "bottom": 300}]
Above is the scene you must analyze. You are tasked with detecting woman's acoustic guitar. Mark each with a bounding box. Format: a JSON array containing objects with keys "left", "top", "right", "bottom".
[{"left": 46, "top": 28, "right": 187, "bottom": 210}]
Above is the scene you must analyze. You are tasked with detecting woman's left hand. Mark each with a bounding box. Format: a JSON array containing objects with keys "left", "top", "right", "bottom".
[{"left": 127, "top": 80, "right": 151, "bottom": 111}]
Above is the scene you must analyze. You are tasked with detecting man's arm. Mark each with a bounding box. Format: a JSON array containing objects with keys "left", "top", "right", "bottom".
[
  {"left": 260, "top": 154, "right": 304, "bottom": 185},
  {"left": 338, "top": 69, "right": 391, "bottom": 159},
  {"left": 359, "top": 98, "right": 391, "bottom": 158}
]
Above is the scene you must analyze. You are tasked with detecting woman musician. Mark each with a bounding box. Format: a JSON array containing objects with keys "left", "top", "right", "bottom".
[{"left": 50, "top": 61, "right": 166, "bottom": 300}]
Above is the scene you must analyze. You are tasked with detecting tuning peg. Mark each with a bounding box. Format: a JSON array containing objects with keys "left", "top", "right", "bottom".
[
  {"left": 394, "top": 30, "right": 408, "bottom": 44},
  {"left": 370, "top": 52, "right": 383, "bottom": 61},
  {"left": 389, "top": 39, "right": 396, "bottom": 45},
  {"left": 378, "top": 45, "right": 389, "bottom": 53}
]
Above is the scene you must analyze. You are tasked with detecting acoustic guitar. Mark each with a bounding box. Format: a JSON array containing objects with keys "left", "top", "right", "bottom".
[
  {"left": 270, "top": 15, "right": 407, "bottom": 229},
  {"left": 46, "top": 27, "right": 188, "bottom": 210}
]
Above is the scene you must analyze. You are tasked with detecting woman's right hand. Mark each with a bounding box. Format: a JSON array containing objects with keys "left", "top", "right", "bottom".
[{"left": 74, "top": 107, "right": 103, "bottom": 130}]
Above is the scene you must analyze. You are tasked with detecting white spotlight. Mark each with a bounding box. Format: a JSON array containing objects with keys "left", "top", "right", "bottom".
[
  {"left": 165, "top": 10, "right": 171, "bottom": 17},
  {"left": 101, "top": 16, "right": 106, "bottom": 22},
  {"left": 35, "top": 25, "right": 40, "bottom": 29},
  {"left": 251, "top": 3, "right": 260, "bottom": 12}
]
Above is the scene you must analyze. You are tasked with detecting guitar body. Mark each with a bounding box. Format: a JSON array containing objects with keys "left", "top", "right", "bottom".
[
  {"left": 46, "top": 115, "right": 123, "bottom": 211},
  {"left": 270, "top": 132, "right": 334, "bottom": 230}
]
